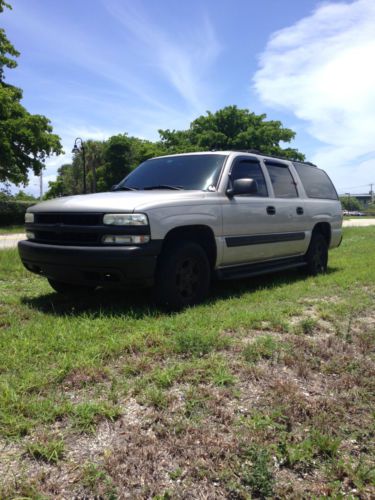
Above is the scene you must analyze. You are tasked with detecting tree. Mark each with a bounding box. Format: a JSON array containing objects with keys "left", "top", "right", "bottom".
[
  {"left": 339, "top": 196, "right": 363, "bottom": 212},
  {"left": 84, "top": 140, "right": 105, "bottom": 193},
  {"left": 96, "top": 135, "right": 170, "bottom": 191},
  {"left": 367, "top": 202, "right": 375, "bottom": 215},
  {"left": 0, "top": 1, "right": 62, "bottom": 185},
  {"left": 45, "top": 163, "right": 83, "bottom": 199},
  {"left": 45, "top": 107, "right": 306, "bottom": 197},
  {"left": 159, "top": 105, "right": 305, "bottom": 160},
  {"left": 13, "top": 189, "right": 37, "bottom": 201},
  {"left": 94, "top": 135, "right": 132, "bottom": 191}
]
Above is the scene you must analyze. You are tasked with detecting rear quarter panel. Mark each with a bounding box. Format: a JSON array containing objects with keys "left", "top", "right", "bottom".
[{"left": 304, "top": 198, "right": 343, "bottom": 248}]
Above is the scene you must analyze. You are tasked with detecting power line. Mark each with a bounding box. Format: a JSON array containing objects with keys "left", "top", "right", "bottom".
[{"left": 337, "top": 183, "right": 374, "bottom": 191}]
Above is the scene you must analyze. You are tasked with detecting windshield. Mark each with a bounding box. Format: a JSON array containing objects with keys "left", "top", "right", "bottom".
[{"left": 116, "top": 154, "right": 227, "bottom": 191}]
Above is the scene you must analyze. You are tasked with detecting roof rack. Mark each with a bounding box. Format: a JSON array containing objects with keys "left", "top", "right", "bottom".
[
  {"left": 233, "top": 149, "right": 262, "bottom": 154},
  {"left": 293, "top": 160, "right": 317, "bottom": 167},
  {"left": 231, "top": 149, "right": 317, "bottom": 167}
]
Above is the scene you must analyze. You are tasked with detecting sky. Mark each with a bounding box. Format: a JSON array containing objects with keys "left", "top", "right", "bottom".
[{"left": 2, "top": 0, "right": 375, "bottom": 197}]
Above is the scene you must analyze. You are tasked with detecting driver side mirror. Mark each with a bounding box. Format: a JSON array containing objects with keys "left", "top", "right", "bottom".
[{"left": 227, "top": 178, "right": 258, "bottom": 198}]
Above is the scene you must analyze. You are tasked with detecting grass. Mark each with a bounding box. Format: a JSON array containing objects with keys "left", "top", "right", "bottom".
[
  {"left": 0, "top": 227, "right": 374, "bottom": 497},
  {"left": 26, "top": 437, "right": 65, "bottom": 464},
  {"left": 0, "top": 224, "right": 24, "bottom": 234},
  {"left": 240, "top": 446, "right": 274, "bottom": 497},
  {"left": 243, "top": 334, "right": 284, "bottom": 362}
]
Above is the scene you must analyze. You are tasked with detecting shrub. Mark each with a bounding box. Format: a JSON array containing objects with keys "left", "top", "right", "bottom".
[{"left": 0, "top": 200, "right": 35, "bottom": 226}]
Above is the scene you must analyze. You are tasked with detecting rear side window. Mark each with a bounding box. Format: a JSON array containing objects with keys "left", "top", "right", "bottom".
[
  {"left": 230, "top": 159, "right": 268, "bottom": 197},
  {"left": 293, "top": 163, "right": 338, "bottom": 200},
  {"left": 265, "top": 161, "right": 298, "bottom": 198}
]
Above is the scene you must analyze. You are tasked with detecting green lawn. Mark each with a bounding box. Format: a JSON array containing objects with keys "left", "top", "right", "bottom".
[
  {"left": 0, "top": 225, "right": 25, "bottom": 234},
  {"left": 0, "top": 227, "right": 374, "bottom": 498}
]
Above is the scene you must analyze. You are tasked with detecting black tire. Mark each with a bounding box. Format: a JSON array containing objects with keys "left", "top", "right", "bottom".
[
  {"left": 305, "top": 232, "right": 328, "bottom": 276},
  {"left": 154, "top": 240, "right": 210, "bottom": 309},
  {"left": 48, "top": 278, "right": 95, "bottom": 295}
]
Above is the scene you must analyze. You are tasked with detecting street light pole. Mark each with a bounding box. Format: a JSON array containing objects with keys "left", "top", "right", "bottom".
[{"left": 72, "top": 138, "right": 86, "bottom": 194}]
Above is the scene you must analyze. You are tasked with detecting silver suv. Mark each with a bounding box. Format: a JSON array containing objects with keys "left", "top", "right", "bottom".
[{"left": 19, "top": 151, "right": 342, "bottom": 309}]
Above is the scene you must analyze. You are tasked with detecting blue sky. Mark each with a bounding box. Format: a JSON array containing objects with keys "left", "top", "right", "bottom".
[{"left": 2, "top": 0, "right": 375, "bottom": 196}]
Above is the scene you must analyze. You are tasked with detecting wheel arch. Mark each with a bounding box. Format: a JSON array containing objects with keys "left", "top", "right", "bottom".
[
  {"left": 311, "top": 222, "right": 331, "bottom": 246},
  {"left": 161, "top": 225, "right": 217, "bottom": 270}
]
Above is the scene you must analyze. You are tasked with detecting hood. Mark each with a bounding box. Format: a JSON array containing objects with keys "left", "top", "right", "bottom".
[{"left": 29, "top": 190, "right": 211, "bottom": 213}]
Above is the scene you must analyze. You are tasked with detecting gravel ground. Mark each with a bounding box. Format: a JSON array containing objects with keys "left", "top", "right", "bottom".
[
  {"left": 0, "top": 234, "right": 26, "bottom": 249},
  {"left": 342, "top": 218, "right": 375, "bottom": 227}
]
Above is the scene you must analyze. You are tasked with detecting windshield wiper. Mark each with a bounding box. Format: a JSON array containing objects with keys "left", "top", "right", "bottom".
[
  {"left": 113, "top": 186, "right": 138, "bottom": 191},
  {"left": 143, "top": 185, "right": 183, "bottom": 190}
]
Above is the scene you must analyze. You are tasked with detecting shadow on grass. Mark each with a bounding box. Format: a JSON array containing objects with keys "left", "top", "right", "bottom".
[{"left": 21, "top": 266, "right": 341, "bottom": 318}]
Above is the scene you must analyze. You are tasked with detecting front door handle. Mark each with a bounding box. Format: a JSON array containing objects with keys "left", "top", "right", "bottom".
[
  {"left": 296, "top": 207, "right": 304, "bottom": 215},
  {"left": 267, "top": 206, "right": 276, "bottom": 215}
]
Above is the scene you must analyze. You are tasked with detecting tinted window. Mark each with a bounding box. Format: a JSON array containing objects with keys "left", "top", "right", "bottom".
[
  {"left": 230, "top": 160, "right": 268, "bottom": 197},
  {"left": 293, "top": 163, "right": 338, "bottom": 200},
  {"left": 265, "top": 161, "right": 298, "bottom": 198},
  {"left": 117, "top": 154, "right": 227, "bottom": 191}
]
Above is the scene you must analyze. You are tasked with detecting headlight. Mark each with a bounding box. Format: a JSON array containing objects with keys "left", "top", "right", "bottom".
[
  {"left": 102, "top": 235, "right": 150, "bottom": 245},
  {"left": 103, "top": 213, "right": 148, "bottom": 226},
  {"left": 25, "top": 212, "right": 34, "bottom": 223}
]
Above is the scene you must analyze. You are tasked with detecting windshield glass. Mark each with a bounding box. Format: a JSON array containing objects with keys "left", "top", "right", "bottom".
[{"left": 116, "top": 154, "right": 227, "bottom": 191}]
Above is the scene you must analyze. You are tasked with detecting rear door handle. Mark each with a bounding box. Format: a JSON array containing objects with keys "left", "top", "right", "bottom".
[
  {"left": 267, "top": 206, "right": 276, "bottom": 215},
  {"left": 296, "top": 207, "right": 304, "bottom": 215}
]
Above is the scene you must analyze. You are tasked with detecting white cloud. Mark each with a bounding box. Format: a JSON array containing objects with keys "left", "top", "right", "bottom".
[
  {"left": 103, "top": 0, "right": 221, "bottom": 111},
  {"left": 253, "top": 0, "right": 375, "bottom": 193}
]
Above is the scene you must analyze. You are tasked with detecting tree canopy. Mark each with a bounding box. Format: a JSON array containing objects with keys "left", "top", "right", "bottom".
[
  {"left": 0, "top": 0, "right": 62, "bottom": 186},
  {"left": 159, "top": 106, "right": 305, "bottom": 160},
  {"left": 46, "top": 135, "right": 165, "bottom": 197}
]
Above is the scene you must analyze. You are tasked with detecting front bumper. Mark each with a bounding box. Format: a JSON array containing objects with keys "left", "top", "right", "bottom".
[{"left": 18, "top": 240, "right": 163, "bottom": 287}]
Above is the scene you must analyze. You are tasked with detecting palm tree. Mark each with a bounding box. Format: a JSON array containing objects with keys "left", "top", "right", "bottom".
[{"left": 84, "top": 140, "right": 105, "bottom": 193}]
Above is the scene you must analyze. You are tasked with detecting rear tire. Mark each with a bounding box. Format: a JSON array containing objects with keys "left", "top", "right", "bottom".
[
  {"left": 48, "top": 278, "right": 95, "bottom": 295},
  {"left": 305, "top": 232, "right": 328, "bottom": 275},
  {"left": 154, "top": 240, "right": 210, "bottom": 310}
]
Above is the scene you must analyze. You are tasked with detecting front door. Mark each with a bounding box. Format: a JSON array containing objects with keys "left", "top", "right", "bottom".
[{"left": 221, "top": 157, "right": 278, "bottom": 265}]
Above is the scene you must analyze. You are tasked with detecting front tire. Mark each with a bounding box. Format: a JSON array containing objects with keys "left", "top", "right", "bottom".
[
  {"left": 305, "top": 232, "right": 328, "bottom": 275},
  {"left": 154, "top": 240, "right": 210, "bottom": 310},
  {"left": 48, "top": 279, "right": 95, "bottom": 295}
]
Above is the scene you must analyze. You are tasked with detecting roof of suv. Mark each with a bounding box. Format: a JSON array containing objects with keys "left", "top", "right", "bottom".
[{"left": 151, "top": 150, "right": 317, "bottom": 168}]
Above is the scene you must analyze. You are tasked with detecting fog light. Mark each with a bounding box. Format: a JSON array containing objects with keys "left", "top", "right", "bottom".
[
  {"left": 102, "top": 235, "right": 150, "bottom": 245},
  {"left": 26, "top": 231, "right": 36, "bottom": 240},
  {"left": 25, "top": 212, "right": 34, "bottom": 223}
]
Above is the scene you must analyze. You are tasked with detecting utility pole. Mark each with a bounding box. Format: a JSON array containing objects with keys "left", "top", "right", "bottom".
[{"left": 370, "top": 183, "right": 374, "bottom": 203}]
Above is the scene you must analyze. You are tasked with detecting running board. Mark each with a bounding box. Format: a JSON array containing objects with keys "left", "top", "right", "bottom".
[{"left": 216, "top": 257, "right": 306, "bottom": 280}]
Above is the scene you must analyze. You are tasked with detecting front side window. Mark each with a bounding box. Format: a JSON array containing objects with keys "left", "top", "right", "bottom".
[
  {"left": 116, "top": 154, "right": 227, "bottom": 191},
  {"left": 230, "top": 159, "right": 268, "bottom": 197},
  {"left": 265, "top": 161, "right": 298, "bottom": 198}
]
